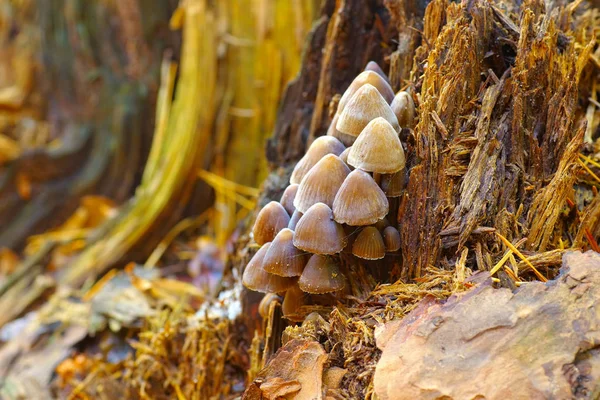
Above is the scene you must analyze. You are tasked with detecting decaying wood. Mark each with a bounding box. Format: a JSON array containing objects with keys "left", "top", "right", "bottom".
[{"left": 374, "top": 250, "right": 600, "bottom": 399}]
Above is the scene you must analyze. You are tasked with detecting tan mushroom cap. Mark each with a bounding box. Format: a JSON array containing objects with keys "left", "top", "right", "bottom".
[
  {"left": 282, "top": 283, "right": 306, "bottom": 321},
  {"left": 263, "top": 228, "right": 307, "bottom": 277},
  {"left": 337, "top": 71, "right": 394, "bottom": 115},
  {"left": 294, "top": 154, "right": 350, "bottom": 213},
  {"left": 327, "top": 114, "right": 357, "bottom": 146},
  {"left": 336, "top": 84, "right": 400, "bottom": 137},
  {"left": 258, "top": 293, "right": 281, "bottom": 319},
  {"left": 365, "top": 61, "right": 389, "bottom": 82},
  {"left": 288, "top": 209, "right": 303, "bottom": 230},
  {"left": 352, "top": 226, "right": 386, "bottom": 260},
  {"left": 391, "top": 91, "right": 416, "bottom": 129},
  {"left": 280, "top": 184, "right": 299, "bottom": 215},
  {"left": 380, "top": 170, "right": 406, "bottom": 197},
  {"left": 253, "top": 201, "right": 290, "bottom": 245},
  {"left": 383, "top": 226, "right": 401, "bottom": 252},
  {"left": 333, "top": 169, "right": 389, "bottom": 226},
  {"left": 290, "top": 136, "right": 346, "bottom": 185},
  {"left": 347, "top": 117, "right": 405, "bottom": 174},
  {"left": 242, "top": 243, "right": 296, "bottom": 293},
  {"left": 339, "top": 147, "right": 351, "bottom": 165},
  {"left": 293, "top": 202, "right": 347, "bottom": 254},
  {"left": 298, "top": 254, "right": 345, "bottom": 294}
]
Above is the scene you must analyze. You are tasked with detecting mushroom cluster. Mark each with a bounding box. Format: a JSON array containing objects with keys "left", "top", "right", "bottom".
[{"left": 243, "top": 61, "right": 415, "bottom": 320}]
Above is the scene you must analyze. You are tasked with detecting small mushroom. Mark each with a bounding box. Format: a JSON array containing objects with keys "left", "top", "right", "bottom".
[
  {"left": 352, "top": 226, "right": 386, "bottom": 260},
  {"left": 288, "top": 209, "right": 303, "bottom": 230},
  {"left": 391, "top": 91, "right": 416, "bottom": 129},
  {"left": 293, "top": 202, "right": 347, "bottom": 254},
  {"left": 298, "top": 254, "right": 345, "bottom": 294},
  {"left": 263, "top": 228, "right": 307, "bottom": 277},
  {"left": 364, "top": 61, "right": 389, "bottom": 82},
  {"left": 282, "top": 283, "right": 306, "bottom": 321},
  {"left": 337, "top": 71, "right": 395, "bottom": 115},
  {"left": 347, "top": 117, "right": 405, "bottom": 174},
  {"left": 339, "top": 147, "right": 351, "bottom": 166},
  {"left": 242, "top": 243, "right": 296, "bottom": 293},
  {"left": 333, "top": 169, "right": 389, "bottom": 226},
  {"left": 327, "top": 114, "right": 356, "bottom": 146},
  {"left": 374, "top": 217, "right": 390, "bottom": 231},
  {"left": 336, "top": 84, "right": 400, "bottom": 138},
  {"left": 294, "top": 154, "right": 350, "bottom": 213},
  {"left": 280, "top": 184, "right": 299, "bottom": 215},
  {"left": 383, "top": 226, "right": 401, "bottom": 252},
  {"left": 258, "top": 293, "right": 281, "bottom": 319},
  {"left": 380, "top": 170, "right": 406, "bottom": 197},
  {"left": 253, "top": 201, "right": 290, "bottom": 245},
  {"left": 290, "top": 136, "right": 346, "bottom": 184}
]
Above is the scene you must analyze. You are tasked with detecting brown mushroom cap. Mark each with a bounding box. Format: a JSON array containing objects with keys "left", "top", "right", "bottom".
[
  {"left": 352, "top": 226, "right": 386, "bottom": 260},
  {"left": 327, "top": 114, "right": 357, "bottom": 146},
  {"left": 383, "top": 226, "right": 401, "bottom": 252},
  {"left": 242, "top": 243, "right": 296, "bottom": 293},
  {"left": 391, "top": 91, "right": 416, "bottom": 129},
  {"left": 293, "top": 154, "right": 350, "bottom": 213},
  {"left": 290, "top": 136, "right": 346, "bottom": 185},
  {"left": 282, "top": 283, "right": 306, "bottom": 321},
  {"left": 258, "top": 293, "right": 281, "bottom": 319},
  {"left": 380, "top": 170, "right": 406, "bottom": 197},
  {"left": 280, "top": 184, "right": 299, "bottom": 215},
  {"left": 374, "top": 217, "right": 391, "bottom": 232},
  {"left": 336, "top": 84, "right": 400, "bottom": 137},
  {"left": 293, "top": 202, "right": 347, "bottom": 254},
  {"left": 347, "top": 117, "right": 405, "bottom": 174},
  {"left": 333, "top": 169, "right": 389, "bottom": 226},
  {"left": 263, "top": 228, "right": 307, "bottom": 277},
  {"left": 288, "top": 209, "right": 303, "bottom": 230},
  {"left": 337, "top": 71, "right": 395, "bottom": 115},
  {"left": 252, "top": 201, "right": 290, "bottom": 245},
  {"left": 298, "top": 254, "right": 345, "bottom": 294}
]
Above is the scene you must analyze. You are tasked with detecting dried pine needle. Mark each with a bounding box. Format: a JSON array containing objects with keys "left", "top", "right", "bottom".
[{"left": 495, "top": 233, "right": 547, "bottom": 282}]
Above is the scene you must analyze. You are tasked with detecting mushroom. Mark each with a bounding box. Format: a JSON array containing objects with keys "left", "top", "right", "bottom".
[
  {"left": 347, "top": 117, "right": 405, "bottom": 174},
  {"left": 337, "top": 71, "right": 395, "bottom": 115},
  {"left": 293, "top": 154, "right": 350, "bottom": 213},
  {"left": 288, "top": 209, "right": 303, "bottom": 230},
  {"left": 280, "top": 184, "right": 299, "bottom": 215},
  {"left": 290, "top": 136, "right": 346, "bottom": 185},
  {"left": 252, "top": 201, "right": 290, "bottom": 245},
  {"left": 282, "top": 283, "right": 306, "bottom": 321},
  {"left": 332, "top": 169, "right": 389, "bottom": 226},
  {"left": 391, "top": 91, "right": 416, "bottom": 129},
  {"left": 336, "top": 84, "right": 400, "bottom": 138},
  {"left": 258, "top": 293, "right": 281, "bottom": 319},
  {"left": 263, "top": 228, "right": 307, "bottom": 277},
  {"left": 339, "top": 147, "right": 351, "bottom": 166},
  {"left": 298, "top": 254, "right": 345, "bottom": 294},
  {"left": 352, "top": 226, "right": 386, "bottom": 260},
  {"left": 242, "top": 243, "right": 296, "bottom": 293},
  {"left": 364, "top": 61, "right": 389, "bottom": 82},
  {"left": 382, "top": 226, "right": 401, "bottom": 252},
  {"left": 293, "top": 202, "right": 347, "bottom": 254},
  {"left": 374, "top": 217, "right": 390, "bottom": 231},
  {"left": 327, "top": 114, "right": 356, "bottom": 146},
  {"left": 379, "top": 170, "right": 406, "bottom": 197}
]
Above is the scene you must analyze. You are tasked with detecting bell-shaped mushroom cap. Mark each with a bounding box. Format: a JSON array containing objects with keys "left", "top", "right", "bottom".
[
  {"left": 337, "top": 71, "right": 394, "bottom": 115},
  {"left": 347, "top": 117, "right": 405, "bottom": 174},
  {"left": 374, "top": 217, "right": 390, "bottom": 232},
  {"left": 339, "top": 147, "right": 351, "bottom": 165},
  {"left": 380, "top": 170, "right": 406, "bottom": 197},
  {"left": 352, "top": 227, "right": 386, "bottom": 260},
  {"left": 263, "top": 228, "right": 307, "bottom": 277},
  {"left": 258, "top": 293, "right": 281, "bottom": 319},
  {"left": 288, "top": 209, "right": 303, "bottom": 230},
  {"left": 298, "top": 254, "right": 345, "bottom": 294},
  {"left": 333, "top": 169, "right": 389, "bottom": 226},
  {"left": 242, "top": 243, "right": 296, "bottom": 293},
  {"left": 365, "top": 61, "right": 389, "bottom": 82},
  {"left": 280, "top": 184, "right": 298, "bottom": 215},
  {"left": 336, "top": 84, "right": 400, "bottom": 137},
  {"left": 383, "top": 226, "right": 401, "bottom": 252},
  {"left": 294, "top": 154, "right": 350, "bottom": 213},
  {"left": 290, "top": 136, "right": 346, "bottom": 184},
  {"left": 293, "top": 202, "right": 347, "bottom": 254},
  {"left": 391, "top": 91, "right": 416, "bottom": 129},
  {"left": 282, "top": 284, "right": 306, "bottom": 321},
  {"left": 327, "top": 114, "right": 356, "bottom": 146},
  {"left": 253, "top": 202, "right": 290, "bottom": 245}
]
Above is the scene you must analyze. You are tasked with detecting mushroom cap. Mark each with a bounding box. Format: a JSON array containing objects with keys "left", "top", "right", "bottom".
[
  {"left": 282, "top": 283, "right": 306, "bottom": 321},
  {"left": 333, "top": 169, "right": 389, "bottom": 226},
  {"left": 280, "top": 184, "right": 299, "bottom": 215},
  {"left": 383, "top": 226, "right": 401, "bottom": 252},
  {"left": 339, "top": 147, "right": 351, "bottom": 166},
  {"left": 298, "top": 254, "right": 345, "bottom": 294},
  {"left": 336, "top": 84, "right": 400, "bottom": 137},
  {"left": 347, "top": 117, "right": 405, "bottom": 174},
  {"left": 391, "top": 91, "right": 416, "bottom": 129},
  {"left": 258, "top": 293, "right": 281, "bottom": 319},
  {"left": 263, "top": 228, "right": 307, "bottom": 277},
  {"left": 327, "top": 114, "right": 357, "bottom": 146},
  {"left": 252, "top": 201, "right": 290, "bottom": 245},
  {"left": 380, "top": 170, "right": 406, "bottom": 197},
  {"left": 290, "top": 136, "right": 346, "bottom": 185},
  {"left": 293, "top": 154, "right": 350, "bottom": 213},
  {"left": 352, "top": 226, "right": 386, "bottom": 260},
  {"left": 364, "top": 61, "right": 389, "bottom": 82},
  {"left": 288, "top": 209, "right": 303, "bottom": 231},
  {"left": 337, "top": 71, "right": 394, "bottom": 115},
  {"left": 293, "top": 202, "right": 347, "bottom": 254},
  {"left": 242, "top": 243, "right": 296, "bottom": 293},
  {"left": 374, "top": 217, "right": 391, "bottom": 231}
]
